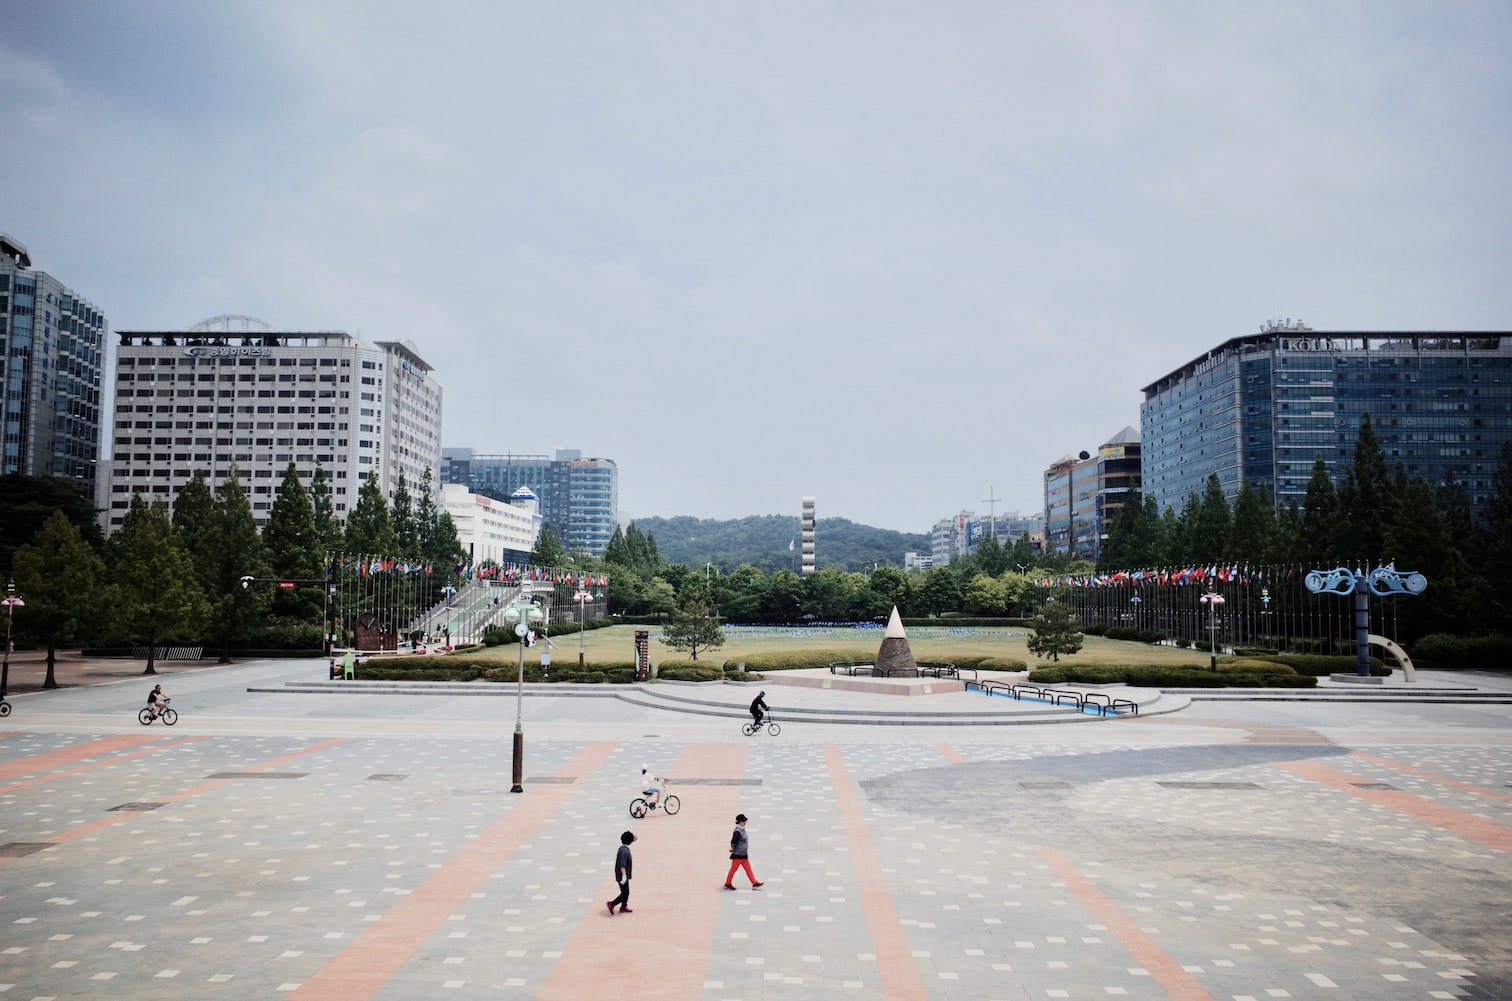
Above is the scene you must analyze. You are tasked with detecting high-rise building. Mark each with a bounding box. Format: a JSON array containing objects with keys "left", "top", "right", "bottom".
[
  {"left": 1042, "top": 426, "right": 1141, "bottom": 562},
  {"left": 440, "top": 482, "right": 541, "bottom": 565},
  {"left": 440, "top": 447, "right": 618, "bottom": 557},
  {"left": 0, "top": 234, "right": 106, "bottom": 502},
  {"left": 1140, "top": 322, "right": 1512, "bottom": 524},
  {"left": 929, "top": 510, "right": 1045, "bottom": 566},
  {"left": 100, "top": 317, "right": 442, "bottom": 534}
]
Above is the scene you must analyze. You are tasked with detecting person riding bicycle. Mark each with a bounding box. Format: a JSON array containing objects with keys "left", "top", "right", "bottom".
[
  {"left": 749, "top": 691, "right": 769, "bottom": 731},
  {"left": 146, "top": 684, "right": 168, "bottom": 720},
  {"left": 640, "top": 765, "right": 663, "bottom": 810}
]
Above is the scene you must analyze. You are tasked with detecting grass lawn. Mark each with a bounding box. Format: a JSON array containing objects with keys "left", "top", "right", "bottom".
[{"left": 452, "top": 624, "right": 1215, "bottom": 670}]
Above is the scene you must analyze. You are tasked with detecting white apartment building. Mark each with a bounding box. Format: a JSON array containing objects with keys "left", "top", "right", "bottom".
[
  {"left": 99, "top": 316, "right": 442, "bottom": 534},
  {"left": 441, "top": 482, "right": 542, "bottom": 565}
]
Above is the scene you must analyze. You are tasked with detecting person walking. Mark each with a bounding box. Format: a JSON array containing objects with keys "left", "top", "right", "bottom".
[
  {"left": 607, "top": 830, "right": 635, "bottom": 915},
  {"left": 724, "top": 813, "right": 763, "bottom": 890}
]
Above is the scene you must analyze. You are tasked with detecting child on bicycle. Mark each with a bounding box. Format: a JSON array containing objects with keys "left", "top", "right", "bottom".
[{"left": 640, "top": 765, "right": 663, "bottom": 810}]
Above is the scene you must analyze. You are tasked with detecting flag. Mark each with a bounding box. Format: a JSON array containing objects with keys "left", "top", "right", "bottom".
[{"left": 789, "top": 539, "right": 795, "bottom": 551}]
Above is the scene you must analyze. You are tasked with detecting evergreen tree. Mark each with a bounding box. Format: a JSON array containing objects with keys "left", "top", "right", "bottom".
[
  {"left": 415, "top": 467, "right": 438, "bottom": 561},
  {"left": 1336, "top": 413, "right": 1392, "bottom": 562},
  {"left": 1027, "top": 593, "right": 1083, "bottom": 662},
  {"left": 309, "top": 465, "right": 342, "bottom": 553},
  {"left": 530, "top": 528, "right": 570, "bottom": 568},
  {"left": 602, "top": 525, "right": 630, "bottom": 568},
  {"left": 391, "top": 470, "right": 418, "bottom": 557},
  {"left": 1006, "top": 534, "right": 1036, "bottom": 573},
  {"left": 344, "top": 475, "right": 397, "bottom": 554},
  {"left": 1271, "top": 497, "right": 1303, "bottom": 566},
  {"left": 171, "top": 470, "right": 216, "bottom": 572},
  {"left": 975, "top": 530, "right": 1007, "bottom": 576},
  {"left": 263, "top": 462, "right": 323, "bottom": 621},
  {"left": 1229, "top": 481, "right": 1275, "bottom": 565},
  {"left": 1191, "top": 475, "right": 1232, "bottom": 563},
  {"left": 914, "top": 567, "right": 962, "bottom": 617},
  {"left": 428, "top": 510, "right": 465, "bottom": 576},
  {"left": 12, "top": 511, "right": 107, "bottom": 688},
  {"left": 1299, "top": 457, "right": 1340, "bottom": 564},
  {"left": 111, "top": 499, "right": 209, "bottom": 675},
  {"left": 203, "top": 468, "right": 270, "bottom": 663},
  {"left": 658, "top": 596, "right": 725, "bottom": 660},
  {"left": 0, "top": 473, "right": 103, "bottom": 576}
]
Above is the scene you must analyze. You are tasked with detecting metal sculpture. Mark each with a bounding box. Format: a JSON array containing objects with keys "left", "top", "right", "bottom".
[{"left": 1303, "top": 565, "right": 1426, "bottom": 677}]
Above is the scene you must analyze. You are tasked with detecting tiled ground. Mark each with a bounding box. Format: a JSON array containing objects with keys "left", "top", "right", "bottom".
[{"left": 0, "top": 661, "right": 1508, "bottom": 999}]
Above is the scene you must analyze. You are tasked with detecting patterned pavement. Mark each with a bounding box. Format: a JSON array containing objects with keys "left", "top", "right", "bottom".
[{"left": 0, "top": 658, "right": 1509, "bottom": 1000}]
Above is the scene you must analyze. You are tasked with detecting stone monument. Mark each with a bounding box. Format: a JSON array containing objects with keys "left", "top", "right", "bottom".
[{"left": 873, "top": 606, "right": 918, "bottom": 676}]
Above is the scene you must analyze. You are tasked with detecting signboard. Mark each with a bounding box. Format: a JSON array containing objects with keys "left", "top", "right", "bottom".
[{"left": 634, "top": 629, "right": 650, "bottom": 682}]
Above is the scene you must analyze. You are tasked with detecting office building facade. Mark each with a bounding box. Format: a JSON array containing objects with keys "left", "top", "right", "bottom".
[
  {"left": 101, "top": 318, "right": 442, "bottom": 534},
  {"left": 929, "top": 510, "right": 1045, "bottom": 566},
  {"left": 440, "top": 447, "right": 618, "bottom": 557},
  {"left": 1043, "top": 426, "right": 1141, "bottom": 562},
  {"left": 0, "top": 234, "right": 106, "bottom": 503},
  {"left": 1140, "top": 322, "right": 1512, "bottom": 524},
  {"left": 440, "top": 482, "right": 541, "bottom": 565}
]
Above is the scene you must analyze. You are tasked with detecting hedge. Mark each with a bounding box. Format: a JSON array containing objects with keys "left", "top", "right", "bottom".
[
  {"left": 1252, "top": 653, "right": 1388, "bottom": 677},
  {"left": 1410, "top": 633, "right": 1512, "bottom": 668},
  {"left": 1027, "top": 663, "right": 1319, "bottom": 689},
  {"left": 723, "top": 649, "right": 874, "bottom": 672}
]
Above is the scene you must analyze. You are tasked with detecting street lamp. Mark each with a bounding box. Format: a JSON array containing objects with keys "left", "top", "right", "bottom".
[
  {"left": 502, "top": 593, "right": 544, "bottom": 794},
  {"left": 1129, "top": 593, "right": 1141, "bottom": 626},
  {"left": 0, "top": 580, "right": 23, "bottom": 703},
  {"left": 574, "top": 589, "right": 602, "bottom": 669},
  {"left": 1199, "top": 591, "right": 1225, "bottom": 671}
]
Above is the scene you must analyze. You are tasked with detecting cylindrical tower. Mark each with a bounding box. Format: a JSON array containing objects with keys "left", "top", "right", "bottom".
[{"left": 801, "top": 496, "right": 816, "bottom": 576}]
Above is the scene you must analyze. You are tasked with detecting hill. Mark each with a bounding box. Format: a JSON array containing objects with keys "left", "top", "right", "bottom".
[{"left": 628, "top": 514, "right": 930, "bottom": 574}]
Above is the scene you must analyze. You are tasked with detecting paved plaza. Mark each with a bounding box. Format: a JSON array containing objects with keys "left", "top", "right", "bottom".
[{"left": 0, "top": 656, "right": 1509, "bottom": 1000}]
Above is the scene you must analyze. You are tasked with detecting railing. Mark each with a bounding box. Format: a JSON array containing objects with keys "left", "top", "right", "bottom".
[{"left": 964, "top": 679, "right": 1138, "bottom": 717}]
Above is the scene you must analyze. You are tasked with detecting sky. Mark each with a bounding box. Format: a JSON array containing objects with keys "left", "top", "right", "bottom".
[{"left": 2, "top": 2, "right": 1509, "bottom": 534}]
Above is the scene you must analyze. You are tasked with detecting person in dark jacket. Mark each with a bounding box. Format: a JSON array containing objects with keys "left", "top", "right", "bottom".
[
  {"left": 749, "top": 691, "right": 768, "bottom": 731},
  {"left": 724, "top": 813, "right": 763, "bottom": 890},
  {"left": 607, "top": 830, "right": 635, "bottom": 915}
]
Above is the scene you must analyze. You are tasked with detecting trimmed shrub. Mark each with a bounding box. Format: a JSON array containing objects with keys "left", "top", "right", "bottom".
[
  {"left": 1102, "top": 626, "right": 1142, "bottom": 642},
  {"left": 1411, "top": 633, "right": 1512, "bottom": 668},
  {"left": 1174, "top": 637, "right": 1192, "bottom": 648},
  {"left": 948, "top": 654, "right": 1029, "bottom": 673},
  {"left": 1137, "top": 629, "right": 1167, "bottom": 644},
  {"left": 724, "top": 649, "right": 874, "bottom": 672},
  {"left": 1082, "top": 622, "right": 1109, "bottom": 637},
  {"left": 1026, "top": 662, "right": 1317, "bottom": 689},
  {"left": 1233, "top": 646, "right": 1281, "bottom": 657},
  {"left": 1257, "top": 653, "right": 1388, "bottom": 677},
  {"left": 657, "top": 665, "right": 724, "bottom": 683}
]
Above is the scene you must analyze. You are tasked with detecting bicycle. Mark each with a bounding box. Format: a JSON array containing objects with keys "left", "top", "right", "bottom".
[
  {"left": 0, "top": 699, "right": 10, "bottom": 717},
  {"left": 629, "top": 779, "right": 680, "bottom": 819},
  {"left": 741, "top": 715, "right": 780, "bottom": 737},
  {"left": 138, "top": 698, "right": 177, "bottom": 726}
]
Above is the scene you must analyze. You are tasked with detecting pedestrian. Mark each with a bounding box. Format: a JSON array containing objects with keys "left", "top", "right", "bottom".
[
  {"left": 724, "top": 813, "right": 763, "bottom": 890},
  {"left": 607, "top": 830, "right": 635, "bottom": 915}
]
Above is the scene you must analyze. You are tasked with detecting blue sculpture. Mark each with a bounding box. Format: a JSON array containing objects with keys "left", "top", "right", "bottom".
[{"left": 1304, "top": 565, "right": 1426, "bottom": 676}]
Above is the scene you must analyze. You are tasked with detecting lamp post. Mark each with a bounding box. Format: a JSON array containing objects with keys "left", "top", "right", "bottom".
[
  {"left": 502, "top": 592, "right": 544, "bottom": 794},
  {"left": 1199, "top": 591, "right": 1225, "bottom": 671},
  {"left": 574, "top": 589, "right": 601, "bottom": 669},
  {"left": 1129, "top": 593, "right": 1141, "bottom": 627},
  {"left": 0, "top": 581, "right": 23, "bottom": 701}
]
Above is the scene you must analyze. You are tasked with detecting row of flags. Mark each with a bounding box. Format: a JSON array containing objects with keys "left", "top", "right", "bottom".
[
  {"left": 1035, "top": 565, "right": 1305, "bottom": 589},
  {"left": 332, "top": 556, "right": 434, "bottom": 576}
]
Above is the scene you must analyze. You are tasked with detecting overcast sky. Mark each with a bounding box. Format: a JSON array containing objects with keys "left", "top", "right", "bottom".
[{"left": 3, "top": 2, "right": 1509, "bottom": 533}]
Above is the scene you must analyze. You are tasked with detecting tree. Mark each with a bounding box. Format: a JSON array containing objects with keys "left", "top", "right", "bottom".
[
  {"left": 344, "top": 475, "right": 397, "bottom": 554},
  {"left": 915, "top": 568, "right": 961, "bottom": 617},
  {"left": 1229, "top": 481, "right": 1275, "bottom": 564},
  {"left": 1027, "top": 594, "right": 1083, "bottom": 662},
  {"left": 415, "top": 467, "right": 438, "bottom": 561},
  {"left": 530, "top": 528, "right": 569, "bottom": 568},
  {"left": 1299, "top": 456, "right": 1339, "bottom": 564},
  {"left": 658, "top": 597, "right": 725, "bottom": 661},
  {"left": 201, "top": 469, "right": 269, "bottom": 663},
  {"left": 263, "top": 463, "right": 323, "bottom": 622},
  {"left": 391, "top": 470, "right": 418, "bottom": 557},
  {"left": 1190, "top": 475, "right": 1231, "bottom": 563},
  {"left": 12, "top": 511, "right": 106, "bottom": 688},
  {"left": 110, "top": 498, "right": 209, "bottom": 675},
  {"left": 309, "top": 465, "right": 342, "bottom": 553},
  {"left": 963, "top": 573, "right": 1009, "bottom": 615},
  {"left": 975, "top": 530, "right": 1007, "bottom": 576},
  {"left": 0, "top": 473, "right": 103, "bottom": 576},
  {"left": 1336, "top": 413, "right": 1392, "bottom": 562}
]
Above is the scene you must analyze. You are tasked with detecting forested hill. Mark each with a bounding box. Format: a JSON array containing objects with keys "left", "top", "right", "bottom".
[{"left": 628, "top": 514, "right": 930, "bottom": 573}]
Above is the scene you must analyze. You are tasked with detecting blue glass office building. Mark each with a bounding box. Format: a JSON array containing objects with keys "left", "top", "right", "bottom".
[
  {"left": 440, "top": 447, "right": 618, "bottom": 557},
  {"left": 1140, "top": 323, "right": 1512, "bottom": 524}
]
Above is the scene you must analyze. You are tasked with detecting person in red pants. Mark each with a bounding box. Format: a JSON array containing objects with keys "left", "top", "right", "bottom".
[{"left": 724, "top": 814, "right": 763, "bottom": 890}]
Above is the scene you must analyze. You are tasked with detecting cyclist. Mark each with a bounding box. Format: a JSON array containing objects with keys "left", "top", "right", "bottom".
[
  {"left": 749, "top": 691, "right": 768, "bottom": 732},
  {"left": 640, "top": 765, "right": 663, "bottom": 810},
  {"left": 146, "top": 684, "right": 168, "bottom": 720}
]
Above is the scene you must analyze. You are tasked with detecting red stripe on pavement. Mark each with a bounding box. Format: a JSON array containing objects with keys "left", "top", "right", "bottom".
[
  {"left": 0, "top": 733, "right": 165, "bottom": 782},
  {"left": 937, "top": 743, "right": 966, "bottom": 763},
  {"left": 826, "top": 743, "right": 929, "bottom": 1001},
  {"left": 286, "top": 741, "right": 618, "bottom": 1001},
  {"left": 538, "top": 743, "right": 749, "bottom": 1001},
  {"left": 1278, "top": 759, "right": 1512, "bottom": 853},
  {"left": 0, "top": 735, "right": 205, "bottom": 795},
  {"left": 1351, "top": 751, "right": 1512, "bottom": 804},
  {"left": 1036, "top": 846, "right": 1217, "bottom": 1001}
]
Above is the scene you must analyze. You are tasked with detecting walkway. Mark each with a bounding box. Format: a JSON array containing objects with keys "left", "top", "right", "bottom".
[{"left": 0, "top": 657, "right": 1508, "bottom": 999}]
